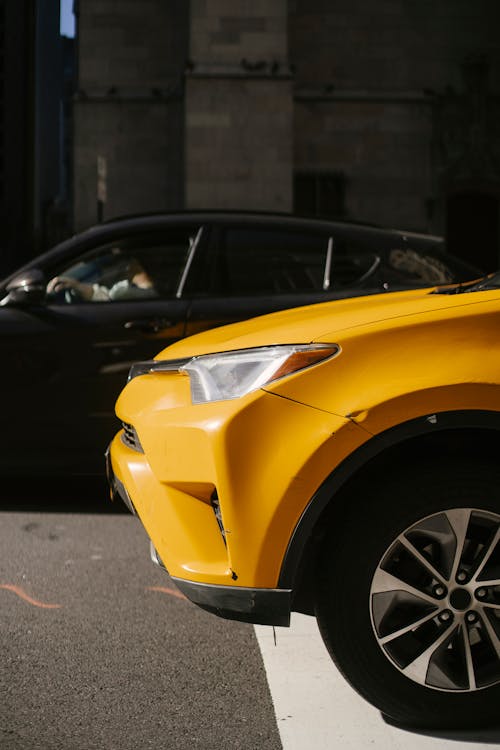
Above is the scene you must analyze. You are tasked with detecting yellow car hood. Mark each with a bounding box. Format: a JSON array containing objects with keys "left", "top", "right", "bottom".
[{"left": 157, "top": 286, "right": 494, "bottom": 360}]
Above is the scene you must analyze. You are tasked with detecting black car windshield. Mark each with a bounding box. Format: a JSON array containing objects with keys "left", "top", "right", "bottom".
[
  {"left": 433, "top": 271, "right": 500, "bottom": 295},
  {"left": 464, "top": 271, "right": 500, "bottom": 291}
]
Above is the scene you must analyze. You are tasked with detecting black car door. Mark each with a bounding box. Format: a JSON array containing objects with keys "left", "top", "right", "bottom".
[{"left": 1, "top": 225, "right": 202, "bottom": 474}]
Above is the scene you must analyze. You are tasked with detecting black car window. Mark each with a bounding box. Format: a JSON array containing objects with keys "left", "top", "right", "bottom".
[
  {"left": 46, "top": 229, "right": 199, "bottom": 303},
  {"left": 331, "top": 230, "right": 463, "bottom": 286},
  {"left": 331, "top": 247, "right": 454, "bottom": 288},
  {"left": 385, "top": 248, "right": 455, "bottom": 285},
  {"left": 330, "top": 254, "right": 381, "bottom": 287},
  {"left": 217, "top": 228, "right": 329, "bottom": 295}
]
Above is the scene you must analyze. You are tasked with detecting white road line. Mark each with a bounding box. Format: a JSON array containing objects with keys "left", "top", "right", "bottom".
[{"left": 255, "top": 613, "right": 500, "bottom": 750}]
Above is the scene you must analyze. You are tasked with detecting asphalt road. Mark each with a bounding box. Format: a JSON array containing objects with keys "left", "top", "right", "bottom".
[
  {"left": 4, "top": 480, "right": 500, "bottom": 750},
  {"left": 0, "top": 479, "right": 281, "bottom": 750}
]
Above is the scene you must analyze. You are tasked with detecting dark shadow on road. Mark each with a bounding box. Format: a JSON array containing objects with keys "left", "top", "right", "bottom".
[
  {"left": 0, "top": 475, "right": 129, "bottom": 514},
  {"left": 383, "top": 714, "right": 500, "bottom": 743}
]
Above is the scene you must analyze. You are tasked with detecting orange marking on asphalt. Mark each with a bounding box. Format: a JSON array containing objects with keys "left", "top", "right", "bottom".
[
  {"left": 146, "top": 585, "right": 186, "bottom": 601},
  {"left": 0, "top": 584, "right": 62, "bottom": 609}
]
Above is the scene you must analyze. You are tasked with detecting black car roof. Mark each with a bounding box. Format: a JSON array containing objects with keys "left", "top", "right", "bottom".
[{"left": 99, "top": 210, "right": 443, "bottom": 242}]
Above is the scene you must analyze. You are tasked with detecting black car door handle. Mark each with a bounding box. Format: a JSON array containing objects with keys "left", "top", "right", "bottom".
[{"left": 124, "top": 318, "right": 173, "bottom": 333}]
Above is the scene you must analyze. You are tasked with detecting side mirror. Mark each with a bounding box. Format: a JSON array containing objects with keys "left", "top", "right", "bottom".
[{"left": 4, "top": 269, "right": 46, "bottom": 306}]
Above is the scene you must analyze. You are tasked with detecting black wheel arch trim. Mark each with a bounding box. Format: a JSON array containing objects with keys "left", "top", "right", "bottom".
[{"left": 278, "top": 409, "right": 500, "bottom": 591}]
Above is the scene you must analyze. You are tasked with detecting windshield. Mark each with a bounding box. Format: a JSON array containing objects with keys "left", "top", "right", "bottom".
[
  {"left": 464, "top": 271, "right": 500, "bottom": 291},
  {"left": 433, "top": 271, "right": 500, "bottom": 295}
]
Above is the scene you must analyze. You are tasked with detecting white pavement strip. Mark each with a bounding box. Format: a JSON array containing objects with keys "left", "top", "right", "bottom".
[{"left": 254, "top": 613, "right": 500, "bottom": 750}]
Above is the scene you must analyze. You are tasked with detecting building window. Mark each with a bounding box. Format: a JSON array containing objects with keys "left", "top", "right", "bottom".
[{"left": 294, "top": 171, "right": 346, "bottom": 219}]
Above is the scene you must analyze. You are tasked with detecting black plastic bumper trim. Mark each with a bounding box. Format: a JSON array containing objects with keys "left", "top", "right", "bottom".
[{"left": 171, "top": 576, "right": 292, "bottom": 626}]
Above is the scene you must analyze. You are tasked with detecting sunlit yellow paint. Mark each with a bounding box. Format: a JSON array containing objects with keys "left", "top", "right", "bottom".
[{"left": 110, "top": 284, "right": 500, "bottom": 590}]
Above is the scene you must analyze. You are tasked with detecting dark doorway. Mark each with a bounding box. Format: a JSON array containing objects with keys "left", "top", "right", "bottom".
[{"left": 446, "top": 192, "right": 499, "bottom": 273}]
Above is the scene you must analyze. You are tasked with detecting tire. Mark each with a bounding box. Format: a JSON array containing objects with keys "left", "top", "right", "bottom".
[{"left": 314, "top": 458, "right": 500, "bottom": 729}]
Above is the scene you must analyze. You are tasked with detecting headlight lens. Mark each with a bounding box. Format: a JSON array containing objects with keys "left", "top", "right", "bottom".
[{"left": 180, "top": 344, "right": 339, "bottom": 404}]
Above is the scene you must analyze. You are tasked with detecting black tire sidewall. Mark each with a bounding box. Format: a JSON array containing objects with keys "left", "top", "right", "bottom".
[{"left": 315, "top": 460, "right": 500, "bottom": 729}]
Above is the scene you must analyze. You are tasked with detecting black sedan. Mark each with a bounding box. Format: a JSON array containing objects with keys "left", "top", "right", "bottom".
[{"left": 0, "top": 211, "right": 481, "bottom": 475}]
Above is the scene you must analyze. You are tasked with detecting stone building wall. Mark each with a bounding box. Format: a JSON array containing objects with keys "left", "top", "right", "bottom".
[
  {"left": 289, "top": 0, "right": 500, "bottom": 243},
  {"left": 289, "top": 0, "right": 500, "bottom": 92},
  {"left": 73, "top": 0, "right": 188, "bottom": 231},
  {"left": 294, "top": 95, "right": 433, "bottom": 230},
  {"left": 72, "top": 0, "right": 500, "bottom": 263},
  {"left": 184, "top": 0, "right": 293, "bottom": 211}
]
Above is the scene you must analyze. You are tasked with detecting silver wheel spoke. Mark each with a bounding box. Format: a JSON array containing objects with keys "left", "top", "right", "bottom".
[
  {"left": 472, "top": 578, "right": 500, "bottom": 587},
  {"left": 444, "top": 508, "right": 471, "bottom": 581},
  {"left": 379, "top": 608, "right": 439, "bottom": 646},
  {"left": 462, "top": 625, "right": 477, "bottom": 691},
  {"left": 402, "top": 622, "right": 457, "bottom": 684},
  {"left": 399, "top": 534, "right": 448, "bottom": 586},
  {"left": 371, "top": 568, "right": 438, "bottom": 606},
  {"left": 473, "top": 527, "right": 500, "bottom": 582},
  {"left": 480, "top": 613, "right": 500, "bottom": 659}
]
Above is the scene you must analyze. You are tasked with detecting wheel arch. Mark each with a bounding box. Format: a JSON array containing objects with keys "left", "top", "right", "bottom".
[{"left": 280, "top": 409, "right": 500, "bottom": 615}]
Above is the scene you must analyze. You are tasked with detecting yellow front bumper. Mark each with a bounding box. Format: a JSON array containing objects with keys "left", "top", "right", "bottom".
[{"left": 108, "top": 369, "right": 367, "bottom": 619}]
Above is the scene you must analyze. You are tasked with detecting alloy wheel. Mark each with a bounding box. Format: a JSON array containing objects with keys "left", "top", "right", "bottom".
[{"left": 370, "top": 507, "right": 500, "bottom": 691}]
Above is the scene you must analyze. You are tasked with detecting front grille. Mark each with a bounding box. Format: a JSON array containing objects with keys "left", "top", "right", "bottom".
[{"left": 121, "top": 422, "right": 144, "bottom": 453}]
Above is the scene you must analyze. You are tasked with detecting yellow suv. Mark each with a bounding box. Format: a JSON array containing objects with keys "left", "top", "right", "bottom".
[{"left": 107, "top": 272, "right": 500, "bottom": 729}]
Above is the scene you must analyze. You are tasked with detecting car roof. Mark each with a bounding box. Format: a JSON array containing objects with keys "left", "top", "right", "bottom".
[{"left": 99, "top": 209, "right": 442, "bottom": 240}]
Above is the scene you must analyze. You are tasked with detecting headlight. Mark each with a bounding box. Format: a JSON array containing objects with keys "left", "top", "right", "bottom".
[{"left": 180, "top": 344, "right": 339, "bottom": 404}]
